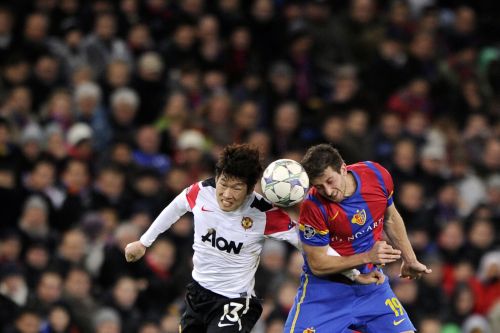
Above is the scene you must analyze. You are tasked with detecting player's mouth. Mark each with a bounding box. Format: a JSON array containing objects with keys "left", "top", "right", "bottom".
[
  {"left": 221, "top": 199, "right": 233, "bottom": 207},
  {"left": 331, "top": 190, "right": 341, "bottom": 201}
]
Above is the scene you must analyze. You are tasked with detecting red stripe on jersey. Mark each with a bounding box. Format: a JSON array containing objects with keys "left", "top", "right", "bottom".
[
  {"left": 186, "top": 183, "right": 201, "bottom": 209},
  {"left": 366, "top": 162, "right": 391, "bottom": 242},
  {"left": 264, "top": 209, "right": 292, "bottom": 235},
  {"left": 370, "top": 162, "right": 394, "bottom": 198},
  {"left": 354, "top": 164, "right": 385, "bottom": 243},
  {"left": 327, "top": 206, "right": 357, "bottom": 256},
  {"left": 304, "top": 188, "right": 357, "bottom": 256}
]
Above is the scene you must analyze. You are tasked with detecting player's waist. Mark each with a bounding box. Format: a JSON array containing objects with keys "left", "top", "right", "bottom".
[
  {"left": 303, "top": 269, "right": 354, "bottom": 285},
  {"left": 187, "top": 279, "right": 228, "bottom": 302},
  {"left": 190, "top": 278, "right": 256, "bottom": 299},
  {"left": 318, "top": 273, "right": 355, "bottom": 285}
]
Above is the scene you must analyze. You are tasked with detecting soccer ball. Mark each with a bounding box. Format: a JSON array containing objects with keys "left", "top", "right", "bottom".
[{"left": 261, "top": 159, "right": 309, "bottom": 207}]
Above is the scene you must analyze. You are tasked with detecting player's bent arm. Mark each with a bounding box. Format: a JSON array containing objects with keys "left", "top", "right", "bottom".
[
  {"left": 303, "top": 243, "right": 372, "bottom": 275},
  {"left": 267, "top": 218, "right": 365, "bottom": 280},
  {"left": 384, "top": 203, "right": 431, "bottom": 278},
  {"left": 383, "top": 203, "right": 418, "bottom": 264},
  {"left": 303, "top": 240, "right": 401, "bottom": 276}
]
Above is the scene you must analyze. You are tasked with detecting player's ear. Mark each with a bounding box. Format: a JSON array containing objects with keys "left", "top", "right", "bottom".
[{"left": 340, "top": 163, "right": 347, "bottom": 176}]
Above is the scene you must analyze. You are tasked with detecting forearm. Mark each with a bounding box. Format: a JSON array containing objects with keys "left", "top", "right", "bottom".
[
  {"left": 140, "top": 193, "right": 188, "bottom": 247},
  {"left": 384, "top": 209, "right": 417, "bottom": 263},
  {"left": 326, "top": 246, "right": 360, "bottom": 280},
  {"left": 304, "top": 244, "right": 370, "bottom": 275}
]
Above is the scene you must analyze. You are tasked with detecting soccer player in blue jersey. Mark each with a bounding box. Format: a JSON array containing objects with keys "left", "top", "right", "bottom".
[{"left": 284, "top": 144, "right": 431, "bottom": 333}]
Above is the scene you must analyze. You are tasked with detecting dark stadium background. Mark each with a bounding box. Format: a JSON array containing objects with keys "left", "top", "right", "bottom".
[{"left": 0, "top": 0, "right": 499, "bottom": 332}]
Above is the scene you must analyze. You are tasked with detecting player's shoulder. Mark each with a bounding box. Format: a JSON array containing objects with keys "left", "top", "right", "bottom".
[
  {"left": 349, "top": 161, "right": 390, "bottom": 176},
  {"left": 188, "top": 178, "right": 216, "bottom": 193},
  {"left": 300, "top": 188, "right": 326, "bottom": 211},
  {"left": 348, "top": 161, "right": 380, "bottom": 170},
  {"left": 302, "top": 187, "right": 321, "bottom": 203},
  {"left": 186, "top": 178, "right": 217, "bottom": 207},
  {"left": 201, "top": 178, "right": 216, "bottom": 188}
]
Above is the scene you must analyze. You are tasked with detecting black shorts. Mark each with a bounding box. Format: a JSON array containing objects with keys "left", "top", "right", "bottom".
[{"left": 180, "top": 280, "right": 263, "bottom": 333}]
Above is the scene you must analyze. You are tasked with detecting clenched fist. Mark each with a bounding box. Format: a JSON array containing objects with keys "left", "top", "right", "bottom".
[{"left": 125, "top": 241, "right": 146, "bottom": 262}]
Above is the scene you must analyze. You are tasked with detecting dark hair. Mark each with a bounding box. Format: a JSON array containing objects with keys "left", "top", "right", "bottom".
[
  {"left": 301, "top": 144, "right": 344, "bottom": 180},
  {"left": 216, "top": 144, "right": 262, "bottom": 193}
]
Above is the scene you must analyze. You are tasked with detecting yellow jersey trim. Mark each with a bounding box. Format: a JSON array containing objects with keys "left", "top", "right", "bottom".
[
  {"left": 290, "top": 274, "right": 309, "bottom": 333},
  {"left": 299, "top": 224, "right": 329, "bottom": 235}
]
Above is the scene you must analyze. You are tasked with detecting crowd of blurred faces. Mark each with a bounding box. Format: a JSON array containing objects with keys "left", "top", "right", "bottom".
[{"left": 0, "top": 0, "right": 499, "bottom": 332}]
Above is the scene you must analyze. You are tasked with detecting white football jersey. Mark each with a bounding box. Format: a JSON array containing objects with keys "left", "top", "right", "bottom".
[{"left": 140, "top": 178, "right": 299, "bottom": 298}]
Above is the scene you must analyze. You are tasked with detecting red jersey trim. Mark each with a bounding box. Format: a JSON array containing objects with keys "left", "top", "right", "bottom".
[
  {"left": 186, "top": 182, "right": 201, "bottom": 209},
  {"left": 264, "top": 209, "right": 292, "bottom": 235}
]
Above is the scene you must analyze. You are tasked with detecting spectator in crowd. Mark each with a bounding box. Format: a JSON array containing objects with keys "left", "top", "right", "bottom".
[
  {"left": 0, "top": 1, "right": 498, "bottom": 331},
  {"left": 82, "top": 12, "right": 132, "bottom": 77},
  {"left": 26, "top": 270, "right": 63, "bottom": 316},
  {"left": 61, "top": 270, "right": 95, "bottom": 330}
]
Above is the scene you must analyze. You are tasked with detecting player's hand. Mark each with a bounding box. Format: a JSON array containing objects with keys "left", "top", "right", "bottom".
[
  {"left": 400, "top": 261, "right": 432, "bottom": 280},
  {"left": 355, "top": 270, "right": 385, "bottom": 285},
  {"left": 124, "top": 241, "right": 146, "bottom": 262},
  {"left": 367, "top": 241, "right": 401, "bottom": 265}
]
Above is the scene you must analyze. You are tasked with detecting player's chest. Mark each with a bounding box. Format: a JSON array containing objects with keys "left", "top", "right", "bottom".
[
  {"left": 327, "top": 195, "right": 386, "bottom": 236},
  {"left": 193, "top": 209, "right": 266, "bottom": 249}
]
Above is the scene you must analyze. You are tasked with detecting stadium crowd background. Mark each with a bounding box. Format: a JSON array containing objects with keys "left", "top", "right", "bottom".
[{"left": 0, "top": 0, "right": 499, "bottom": 332}]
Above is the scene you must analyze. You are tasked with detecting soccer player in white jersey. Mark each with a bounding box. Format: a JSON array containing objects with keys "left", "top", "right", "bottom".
[{"left": 125, "top": 144, "right": 385, "bottom": 333}]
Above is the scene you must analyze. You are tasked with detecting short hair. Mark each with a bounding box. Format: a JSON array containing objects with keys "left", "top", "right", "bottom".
[
  {"left": 110, "top": 88, "right": 139, "bottom": 109},
  {"left": 215, "top": 144, "right": 262, "bottom": 193},
  {"left": 74, "top": 81, "right": 102, "bottom": 102},
  {"left": 301, "top": 144, "right": 344, "bottom": 180}
]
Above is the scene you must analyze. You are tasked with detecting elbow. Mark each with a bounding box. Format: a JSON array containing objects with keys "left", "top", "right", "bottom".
[
  {"left": 309, "top": 263, "right": 323, "bottom": 276},
  {"left": 306, "top": 257, "right": 323, "bottom": 276}
]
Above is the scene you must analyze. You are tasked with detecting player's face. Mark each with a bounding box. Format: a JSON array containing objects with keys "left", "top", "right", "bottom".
[
  {"left": 311, "top": 165, "right": 347, "bottom": 202},
  {"left": 215, "top": 174, "right": 249, "bottom": 212}
]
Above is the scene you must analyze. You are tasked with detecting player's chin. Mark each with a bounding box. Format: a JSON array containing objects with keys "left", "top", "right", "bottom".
[{"left": 330, "top": 194, "right": 342, "bottom": 202}]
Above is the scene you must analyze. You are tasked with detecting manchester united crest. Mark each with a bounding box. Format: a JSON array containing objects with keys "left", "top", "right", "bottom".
[
  {"left": 241, "top": 217, "right": 253, "bottom": 230},
  {"left": 303, "top": 328, "right": 316, "bottom": 333},
  {"left": 351, "top": 209, "right": 367, "bottom": 225}
]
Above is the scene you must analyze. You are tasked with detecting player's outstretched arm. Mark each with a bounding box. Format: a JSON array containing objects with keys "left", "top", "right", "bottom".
[
  {"left": 124, "top": 187, "right": 192, "bottom": 264},
  {"left": 384, "top": 203, "right": 432, "bottom": 279},
  {"left": 125, "top": 241, "right": 146, "bottom": 262}
]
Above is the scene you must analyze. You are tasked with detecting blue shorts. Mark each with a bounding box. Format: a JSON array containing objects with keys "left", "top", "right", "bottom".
[{"left": 284, "top": 273, "right": 416, "bottom": 333}]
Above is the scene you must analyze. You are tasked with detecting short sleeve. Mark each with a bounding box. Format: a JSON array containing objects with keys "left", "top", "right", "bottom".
[
  {"left": 377, "top": 163, "right": 394, "bottom": 206},
  {"left": 368, "top": 162, "right": 395, "bottom": 207},
  {"left": 298, "top": 199, "right": 330, "bottom": 246},
  {"left": 185, "top": 182, "right": 201, "bottom": 211}
]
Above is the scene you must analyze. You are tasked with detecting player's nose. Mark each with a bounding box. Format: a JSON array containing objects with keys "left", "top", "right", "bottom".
[{"left": 222, "top": 188, "right": 233, "bottom": 198}]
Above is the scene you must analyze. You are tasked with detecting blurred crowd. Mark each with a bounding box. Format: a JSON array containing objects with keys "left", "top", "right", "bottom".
[{"left": 0, "top": 0, "right": 499, "bottom": 332}]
